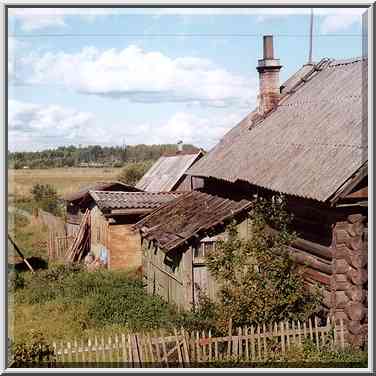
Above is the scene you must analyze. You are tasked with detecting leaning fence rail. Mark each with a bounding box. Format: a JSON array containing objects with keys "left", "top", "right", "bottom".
[{"left": 51, "top": 317, "right": 345, "bottom": 366}]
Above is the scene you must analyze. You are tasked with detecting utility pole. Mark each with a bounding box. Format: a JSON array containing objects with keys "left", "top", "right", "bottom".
[{"left": 308, "top": 8, "right": 314, "bottom": 65}]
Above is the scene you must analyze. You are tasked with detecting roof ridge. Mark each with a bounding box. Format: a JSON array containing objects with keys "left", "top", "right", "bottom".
[{"left": 329, "top": 57, "right": 366, "bottom": 66}]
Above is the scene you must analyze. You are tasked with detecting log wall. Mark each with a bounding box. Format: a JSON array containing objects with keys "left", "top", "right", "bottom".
[{"left": 332, "top": 213, "right": 368, "bottom": 347}]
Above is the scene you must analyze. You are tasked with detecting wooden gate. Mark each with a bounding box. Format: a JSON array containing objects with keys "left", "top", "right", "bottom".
[{"left": 48, "top": 232, "right": 74, "bottom": 261}]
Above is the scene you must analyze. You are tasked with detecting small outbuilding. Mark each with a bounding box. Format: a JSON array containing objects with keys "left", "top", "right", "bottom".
[
  {"left": 63, "top": 181, "right": 141, "bottom": 236},
  {"left": 87, "top": 190, "right": 183, "bottom": 270},
  {"left": 135, "top": 190, "right": 253, "bottom": 309}
]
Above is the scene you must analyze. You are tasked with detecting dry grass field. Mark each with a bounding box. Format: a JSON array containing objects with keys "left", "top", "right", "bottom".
[{"left": 8, "top": 167, "right": 123, "bottom": 198}]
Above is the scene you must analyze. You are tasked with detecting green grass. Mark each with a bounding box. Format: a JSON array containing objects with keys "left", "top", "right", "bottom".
[
  {"left": 8, "top": 209, "right": 49, "bottom": 260},
  {"left": 9, "top": 265, "right": 182, "bottom": 344}
]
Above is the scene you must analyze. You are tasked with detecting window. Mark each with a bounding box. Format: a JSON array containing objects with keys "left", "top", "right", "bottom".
[{"left": 194, "top": 241, "right": 216, "bottom": 258}]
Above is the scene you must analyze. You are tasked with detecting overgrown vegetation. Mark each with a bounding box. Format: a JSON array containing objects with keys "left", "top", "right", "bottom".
[
  {"left": 117, "top": 161, "right": 154, "bottom": 186},
  {"left": 206, "top": 195, "right": 322, "bottom": 329},
  {"left": 31, "top": 183, "right": 63, "bottom": 216},
  {"left": 11, "top": 265, "right": 181, "bottom": 343},
  {"left": 10, "top": 330, "right": 56, "bottom": 368},
  {"left": 205, "top": 339, "right": 367, "bottom": 368},
  {"left": 9, "top": 144, "right": 200, "bottom": 169},
  {"left": 8, "top": 209, "right": 48, "bottom": 260}
]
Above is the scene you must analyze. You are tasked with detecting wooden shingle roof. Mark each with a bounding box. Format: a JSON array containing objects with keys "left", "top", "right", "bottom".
[
  {"left": 136, "top": 151, "right": 203, "bottom": 192},
  {"left": 134, "top": 191, "right": 252, "bottom": 252},
  {"left": 188, "top": 58, "right": 368, "bottom": 202},
  {"left": 89, "top": 191, "right": 183, "bottom": 212}
]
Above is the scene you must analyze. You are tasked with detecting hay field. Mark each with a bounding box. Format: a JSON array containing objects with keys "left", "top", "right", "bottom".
[{"left": 8, "top": 167, "right": 123, "bottom": 198}]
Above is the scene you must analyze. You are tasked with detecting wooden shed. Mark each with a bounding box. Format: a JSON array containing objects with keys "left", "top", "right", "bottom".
[
  {"left": 135, "top": 191, "right": 253, "bottom": 310},
  {"left": 63, "top": 181, "right": 141, "bottom": 237},
  {"left": 87, "top": 191, "right": 183, "bottom": 270}
]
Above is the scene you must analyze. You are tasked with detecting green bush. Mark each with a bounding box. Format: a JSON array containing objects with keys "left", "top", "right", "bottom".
[
  {"left": 117, "top": 161, "right": 153, "bottom": 186},
  {"left": 8, "top": 270, "right": 25, "bottom": 292},
  {"left": 206, "top": 195, "right": 322, "bottom": 329},
  {"left": 174, "top": 291, "right": 221, "bottom": 335},
  {"left": 11, "top": 330, "right": 56, "bottom": 368},
  {"left": 86, "top": 278, "right": 175, "bottom": 330},
  {"left": 14, "top": 266, "right": 179, "bottom": 332}
]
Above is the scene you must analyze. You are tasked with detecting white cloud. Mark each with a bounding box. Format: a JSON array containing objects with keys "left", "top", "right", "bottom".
[
  {"left": 8, "top": 99, "right": 246, "bottom": 151},
  {"left": 26, "top": 45, "right": 255, "bottom": 108},
  {"left": 320, "top": 9, "right": 364, "bottom": 33},
  {"left": 115, "top": 111, "right": 245, "bottom": 149},
  {"left": 8, "top": 100, "right": 94, "bottom": 150}
]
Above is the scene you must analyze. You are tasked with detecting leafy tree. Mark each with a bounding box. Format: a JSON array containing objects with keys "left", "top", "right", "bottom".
[
  {"left": 31, "top": 184, "right": 61, "bottom": 216},
  {"left": 117, "top": 161, "right": 153, "bottom": 186},
  {"left": 206, "top": 195, "right": 322, "bottom": 329}
]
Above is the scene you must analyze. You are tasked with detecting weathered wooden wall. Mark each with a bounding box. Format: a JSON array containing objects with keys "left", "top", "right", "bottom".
[
  {"left": 142, "top": 239, "right": 188, "bottom": 310},
  {"left": 90, "top": 205, "right": 109, "bottom": 260},
  {"left": 142, "top": 218, "right": 249, "bottom": 309}
]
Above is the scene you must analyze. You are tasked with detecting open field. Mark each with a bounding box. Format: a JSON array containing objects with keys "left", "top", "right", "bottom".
[{"left": 8, "top": 168, "right": 123, "bottom": 198}]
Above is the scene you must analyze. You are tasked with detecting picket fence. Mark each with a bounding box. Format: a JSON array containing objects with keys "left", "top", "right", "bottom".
[{"left": 52, "top": 317, "right": 345, "bottom": 367}]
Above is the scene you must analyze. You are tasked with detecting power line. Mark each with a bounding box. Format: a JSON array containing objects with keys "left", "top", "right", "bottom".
[{"left": 9, "top": 33, "right": 363, "bottom": 38}]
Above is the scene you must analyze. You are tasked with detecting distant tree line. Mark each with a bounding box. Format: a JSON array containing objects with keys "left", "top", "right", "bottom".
[{"left": 8, "top": 144, "right": 201, "bottom": 169}]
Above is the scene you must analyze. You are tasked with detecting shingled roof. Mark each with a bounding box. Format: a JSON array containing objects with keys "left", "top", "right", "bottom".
[
  {"left": 89, "top": 190, "right": 183, "bottom": 214},
  {"left": 134, "top": 191, "right": 252, "bottom": 252},
  {"left": 63, "top": 181, "right": 141, "bottom": 202},
  {"left": 136, "top": 151, "right": 203, "bottom": 192},
  {"left": 188, "top": 58, "right": 368, "bottom": 202}
]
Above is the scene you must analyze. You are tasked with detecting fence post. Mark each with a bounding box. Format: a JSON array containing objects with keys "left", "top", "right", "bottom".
[
  {"left": 237, "top": 327, "right": 242, "bottom": 359},
  {"left": 208, "top": 329, "right": 212, "bottom": 363},
  {"left": 314, "top": 317, "right": 320, "bottom": 351},
  {"left": 227, "top": 318, "right": 232, "bottom": 358},
  {"left": 280, "top": 322, "right": 285, "bottom": 354},
  {"left": 340, "top": 318, "right": 345, "bottom": 350},
  {"left": 174, "top": 328, "right": 183, "bottom": 366},
  {"left": 94, "top": 336, "right": 99, "bottom": 364},
  {"left": 262, "top": 323, "right": 267, "bottom": 360},
  {"left": 308, "top": 318, "right": 313, "bottom": 342},
  {"left": 159, "top": 330, "right": 168, "bottom": 367},
  {"left": 244, "top": 326, "right": 249, "bottom": 361},
  {"left": 127, "top": 334, "right": 133, "bottom": 366},
  {"left": 285, "top": 321, "right": 290, "bottom": 350},
  {"left": 297, "top": 321, "right": 302, "bottom": 348},
  {"left": 250, "top": 325, "right": 255, "bottom": 360}
]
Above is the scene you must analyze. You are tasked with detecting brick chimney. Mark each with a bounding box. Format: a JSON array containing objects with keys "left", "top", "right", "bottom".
[{"left": 256, "top": 35, "right": 282, "bottom": 115}]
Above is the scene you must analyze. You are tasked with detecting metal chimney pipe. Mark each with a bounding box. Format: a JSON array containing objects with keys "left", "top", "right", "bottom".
[{"left": 263, "top": 35, "right": 274, "bottom": 59}]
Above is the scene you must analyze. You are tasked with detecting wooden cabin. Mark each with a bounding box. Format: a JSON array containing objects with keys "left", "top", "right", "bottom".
[
  {"left": 87, "top": 191, "right": 182, "bottom": 270},
  {"left": 135, "top": 37, "right": 368, "bottom": 346},
  {"left": 135, "top": 191, "right": 252, "bottom": 310},
  {"left": 136, "top": 150, "right": 204, "bottom": 192},
  {"left": 63, "top": 181, "right": 141, "bottom": 236}
]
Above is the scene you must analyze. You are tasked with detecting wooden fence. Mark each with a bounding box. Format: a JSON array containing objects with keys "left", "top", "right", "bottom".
[
  {"left": 52, "top": 317, "right": 345, "bottom": 367},
  {"left": 48, "top": 232, "right": 74, "bottom": 261}
]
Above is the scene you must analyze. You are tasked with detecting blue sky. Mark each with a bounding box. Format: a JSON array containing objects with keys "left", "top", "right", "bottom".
[{"left": 8, "top": 7, "right": 367, "bottom": 152}]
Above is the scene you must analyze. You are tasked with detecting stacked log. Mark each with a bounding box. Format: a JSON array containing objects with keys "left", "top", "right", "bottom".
[{"left": 333, "top": 214, "right": 367, "bottom": 347}]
